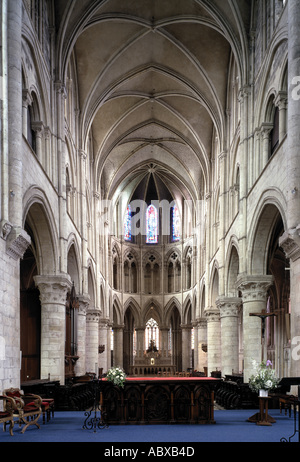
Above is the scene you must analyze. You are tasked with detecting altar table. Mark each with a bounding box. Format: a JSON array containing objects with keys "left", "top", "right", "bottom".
[{"left": 100, "top": 376, "right": 220, "bottom": 425}]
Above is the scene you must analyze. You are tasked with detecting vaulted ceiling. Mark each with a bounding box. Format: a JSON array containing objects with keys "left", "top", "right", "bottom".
[{"left": 55, "top": 0, "right": 251, "bottom": 206}]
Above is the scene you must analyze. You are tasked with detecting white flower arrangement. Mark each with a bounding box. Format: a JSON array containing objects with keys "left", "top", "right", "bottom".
[
  {"left": 248, "top": 360, "right": 280, "bottom": 393},
  {"left": 106, "top": 366, "right": 126, "bottom": 388}
]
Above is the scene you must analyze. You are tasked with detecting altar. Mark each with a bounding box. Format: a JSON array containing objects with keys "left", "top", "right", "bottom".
[{"left": 100, "top": 376, "right": 220, "bottom": 425}]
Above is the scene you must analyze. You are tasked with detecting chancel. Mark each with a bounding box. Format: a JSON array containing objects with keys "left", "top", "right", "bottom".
[{"left": 1, "top": 0, "right": 300, "bottom": 438}]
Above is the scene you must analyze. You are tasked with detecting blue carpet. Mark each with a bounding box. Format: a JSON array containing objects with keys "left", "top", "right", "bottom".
[{"left": 0, "top": 409, "right": 298, "bottom": 448}]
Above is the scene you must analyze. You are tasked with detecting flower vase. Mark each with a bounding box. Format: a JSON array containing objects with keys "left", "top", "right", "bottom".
[{"left": 259, "top": 389, "right": 268, "bottom": 397}]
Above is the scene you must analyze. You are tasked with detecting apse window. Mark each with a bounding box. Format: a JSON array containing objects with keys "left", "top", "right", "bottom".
[
  {"left": 124, "top": 204, "right": 132, "bottom": 241},
  {"left": 172, "top": 204, "right": 180, "bottom": 241},
  {"left": 146, "top": 204, "right": 158, "bottom": 244}
]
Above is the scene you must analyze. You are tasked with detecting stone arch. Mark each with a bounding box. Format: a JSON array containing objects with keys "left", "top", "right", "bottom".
[
  {"left": 199, "top": 283, "right": 206, "bottom": 318},
  {"left": 210, "top": 264, "right": 219, "bottom": 309},
  {"left": 143, "top": 300, "right": 162, "bottom": 326},
  {"left": 112, "top": 295, "right": 123, "bottom": 326},
  {"left": 124, "top": 297, "right": 141, "bottom": 326},
  {"left": 248, "top": 191, "right": 287, "bottom": 275},
  {"left": 254, "top": 33, "right": 288, "bottom": 128},
  {"left": 164, "top": 297, "right": 182, "bottom": 325},
  {"left": 164, "top": 299, "right": 182, "bottom": 372},
  {"left": 66, "top": 236, "right": 81, "bottom": 290},
  {"left": 23, "top": 189, "right": 58, "bottom": 275},
  {"left": 112, "top": 243, "right": 121, "bottom": 290},
  {"left": 226, "top": 238, "right": 240, "bottom": 297},
  {"left": 123, "top": 301, "right": 139, "bottom": 374},
  {"left": 182, "top": 296, "right": 193, "bottom": 325},
  {"left": 87, "top": 262, "right": 97, "bottom": 309},
  {"left": 99, "top": 283, "right": 106, "bottom": 317}
]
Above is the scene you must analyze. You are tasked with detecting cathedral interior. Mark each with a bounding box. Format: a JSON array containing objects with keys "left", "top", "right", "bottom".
[{"left": 1, "top": 0, "right": 300, "bottom": 399}]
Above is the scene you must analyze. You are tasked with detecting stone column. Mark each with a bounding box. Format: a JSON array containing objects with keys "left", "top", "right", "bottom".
[
  {"left": 34, "top": 275, "right": 72, "bottom": 385},
  {"left": 237, "top": 276, "right": 273, "bottom": 381},
  {"left": 75, "top": 294, "right": 89, "bottom": 376},
  {"left": 113, "top": 325, "right": 124, "bottom": 368},
  {"left": 237, "top": 86, "right": 251, "bottom": 274},
  {"left": 22, "top": 90, "right": 32, "bottom": 138},
  {"left": 135, "top": 327, "right": 145, "bottom": 364},
  {"left": 287, "top": 0, "right": 300, "bottom": 230},
  {"left": 32, "top": 122, "right": 44, "bottom": 164},
  {"left": 260, "top": 123, "right": 273, "bottom": 167},
  {"left": 160, "top": 327, "right": 170, "bottom": 360},
  {"left": 217, "top": 297, "right": 241, "bottom": 376},
  {"left": 196, "top": 318, "right": 207, "bottom": 373},
  {"left": 205, "top": 308, "right": 221, "bottom": 375},
  {"left": 98, "top": 318, "right": 110, "bottom": 374},
  {"left": 279, "top": 232, "right": 300, "bottom": 377},
  {"left": 7, "top": 0, "right": 22, "bottom": 228},
  {"left": 86, "top": 309, "right": 101, "bottom": 374},
  {"left": 275, "top": 91, "right": 287, "bottom": 143},
  {"left": 181, "top": 325, "right": 192, "bottom": 372},
  {"left": 55, "top": 82, "right": 68, "bottom": 273}
]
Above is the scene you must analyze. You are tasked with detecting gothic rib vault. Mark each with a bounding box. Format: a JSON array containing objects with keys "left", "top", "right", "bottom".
[{"left": 1, "top": 0, "right": 299, "bottom": 393}]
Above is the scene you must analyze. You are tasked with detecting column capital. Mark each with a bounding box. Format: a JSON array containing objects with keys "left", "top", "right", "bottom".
[
  {"left": 274, "top": 91, "right": 287, "bottom": 109},
  {"left": 236, "top": 275, "right": 273, "bottom": 302},
  {"left": 216, "top": 297, "right": 242, "bottom": 318},
  {"left": 279, "top": 227, "right": 300, "bottom": 262},
  {"left": 77, "top": 294, "right": 90, "bottom": 315},
  {"left": 34, "top": 274, "right": 72, "bottom": 304},
  {"left": 86, "top": 308, "right": 101, "bottom": 323},
  {"left": 204, "top": 308, "right": 220, "bottom": 322},
  {"left": 260, "top": 122, "right": 273, "bottom": 138},
  {"left": 6, "top": 226, "right": 31, "bottom": 260}
]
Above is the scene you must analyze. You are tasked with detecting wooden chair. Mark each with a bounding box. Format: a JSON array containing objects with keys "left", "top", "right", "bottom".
[
  {"left": 279, "top": 395, "right": 297, "bottom": 418},
  {"left": 41, "top": 398, "right": 55, "bottom": 424},
  {"left": 0, "top": 396, "right": 15, "bottom": 436},
  {"left": 3, "top": 388, "right": 42, "bottom": 434}
]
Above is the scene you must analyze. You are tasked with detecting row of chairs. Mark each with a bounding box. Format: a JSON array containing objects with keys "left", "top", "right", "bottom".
[{"left": 0, "top": 388, "right": 54, "bottom": 436}]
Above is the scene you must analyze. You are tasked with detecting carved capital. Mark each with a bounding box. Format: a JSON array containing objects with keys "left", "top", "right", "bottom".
[
  {"left": 279, "top": 227, "right": 300, "bottom": 262},
  {"left": 86, "top": 308, "right": 101, "bottom": 323},
  {"left": 216, "top": 297, "right": 242, "bottom": 318},
  {"left": 236, "top": 275, "right": 273, "bottom": 302},
  {"left": 205, "top": 308, "right": 220, "bottom": 323},
  {"left": 77, "top": 294, "right": 90, "bottom": 316},
  {"left": 6, "top": 226, "right": 31, "bottom": 260},
  {"left": 34, "top": 275, "right": 72, "bottom": 305}
]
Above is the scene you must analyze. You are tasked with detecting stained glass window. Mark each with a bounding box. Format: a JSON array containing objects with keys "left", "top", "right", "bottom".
[
  {"left": 146, "top": 204, "right": 158, "bottom": 244},
  {"left": 124, "top": 204, "right": 132, "bottom": 241},
  {"left": 172, "top": 205, "right": 180, "bottom": 241}
]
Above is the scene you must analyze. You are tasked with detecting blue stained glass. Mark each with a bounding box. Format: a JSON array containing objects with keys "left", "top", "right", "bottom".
[
  {"left": 146, "top": 204, "right": 158, "bottom": 244},
  {"left": 124, "top": 205, "right": 132, "bottom": 241},
  {"left": 172, "top": 205, "right": 180, "bottom": 241}
]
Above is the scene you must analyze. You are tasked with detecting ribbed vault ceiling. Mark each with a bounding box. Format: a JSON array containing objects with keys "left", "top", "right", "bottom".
[{"left": 56, "top": 0, "right": 250, "bottom": 204}]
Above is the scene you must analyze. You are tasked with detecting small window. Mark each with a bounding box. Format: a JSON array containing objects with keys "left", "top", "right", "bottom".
[
  {"left": 172, "top": 205, "right": 180, "bottom": 241},
  {"left": 124, "top": 205, "right": 132, "bottom": 241},
  {"left": 270, "top": 107, "right": 279, "bottom": 157},
  {"left": 146, "top": 204, "right": 158, "bottom": 244}
]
